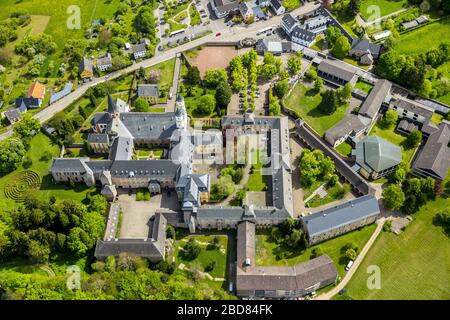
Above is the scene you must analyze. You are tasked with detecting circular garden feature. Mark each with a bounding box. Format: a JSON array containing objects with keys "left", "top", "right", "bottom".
[{"left": 4, "top": 171, "right": 41, "bottom": 201}]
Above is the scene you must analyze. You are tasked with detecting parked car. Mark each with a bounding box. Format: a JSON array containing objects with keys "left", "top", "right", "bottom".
[
  {"left": 215, "top": 32, "right": 221, "bottom": 37},
  {"left": 345, "top": 260, "right": 354, "bottom": 271}
]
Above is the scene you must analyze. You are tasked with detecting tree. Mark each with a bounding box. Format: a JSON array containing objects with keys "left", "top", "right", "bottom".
[
  {"left": 314, "top": 78, "right": 324, "bottom": 93},
  {"left": 186, "top": 66, "right": 201, "bottom": 85},
  {"left": 331, "top": 36, "right": 351, "bottom": 59},
  {"left": 382, "top": 184, "right": 405, "bottom": 210},
  {"left": 134, "top": 97, "right": 150, "bottom": 112},
  {"left": 319, "top": 90, "right": 339, "bottom": 115},
  {"left": 67, "top": 227, "right": 90, "bottom": 257},
  {"left": 215, "top": 81, "right": 232, "bottom": 109},
  {"left": 405, "top": 129, "right": 422, "bottom": 149},
  {"left": 380, "top": 109, "right": 398, "bottom": 129},
  {"left": 134, "top": 6, "right": 156, "bottom": 37},
  {"left": 13, "top": 114, "right": 40, "bottom": 138},
  {"left": 338, "top": 83, "right": 353, "bottom": 103},
  {"left": 211, "top": 175, "right": 234, "bottom": 201},
  {"left": 345, "top": 248, "right": 357, "bottom": 261},
  {"left": 325, "top": 26, "right": 343, "bottom": 46},
  {"left": 299, "top": 149, "right": 335, "bottom": 186},
  {"left": 390, "top": 162, "right": 410, "bottom": 183},
  {"left": 304, "top": 68, "right": 317, "bottom": 81},
  {"left": 204, "top": 69, "right": 228, "bottom": 88},
  {"left": 27, "top": 239, "right": 51, "bottom": 264},
  {"left": 348, "top": 0, "right": 361, "bottom": 18},
  {"left": 183, "top": 238, "right": 201, "bottom": 260},
  {"left": 274, "top": 80, "right": 289, "bottom": 98},
  {"left": 196, "top": 94, "right": 216, "bottom": 115},
  {"left": 287, "top": 51, "right": 302, "bottom": 74},
  {"left": 258, "top": 63, "right": 277, "bottom": 80},
  {"left": 311, "top": 246, "right": 324, "bottom": 258},
  {"left": 0, "top": 138, "right": 26, "bottom": 173}
]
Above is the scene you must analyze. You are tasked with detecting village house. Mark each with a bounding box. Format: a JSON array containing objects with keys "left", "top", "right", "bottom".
[
  {"left": 96, "top": 53, "right": 113, "bottom": 72},
  {"left": 137, "top": 84, "right": 159, "bottom": 105}
]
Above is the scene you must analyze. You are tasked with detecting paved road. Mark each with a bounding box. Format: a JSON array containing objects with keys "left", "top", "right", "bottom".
[
  {"left": 315, "top": 217, "right": 386, "bottom": 300},
  {"left": 0, "top": 3, "right": 320, "bottom": 143}
]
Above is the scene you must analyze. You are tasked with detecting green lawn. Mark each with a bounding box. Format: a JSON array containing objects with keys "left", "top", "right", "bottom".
[
  {"left": 336, "top": 141, "right": 353, "bottom": 157},
  {"left": 182, "top": 85, "right": 218, "bottom": 118},
  {"left": 359, "top": 0, "right": 408, "bottom": 21},
  {"left": 355, "top": 80, "right": 374, "bottom": 94},
  {"left": 169, "top": 20, "right": 188, "bottom": 33},
  {"left": 306, "top": 183, "right": 347, "bottom": 208},
  {"left": 245, "top": 150, "right": 268, "bottom": 192},
  {"left": 393, "top": 17, "right": 450, "bottom": 55},
  {"left": 369, "top": 122, "right": 416, "bottom": 164},
  {"left": 256, "top": 224, "right": 377, "bottom": 277},
  {"left": 189, "top": 3, "right": 201, "bottom": 26},
  {"left": 145, "top": 58, "right": 176, "bottom": 102},
  {"left": 283, "top": 84, "right": 350, "bottom": 136},
  {"left": 343, "top": 197, "right": 450, "bottom": 300},
  {"left": 0, "top": 133, "right": 98, "bottom": 213},
  {"left": 175, "top": 235, "right": 228, "bottom": 279}
]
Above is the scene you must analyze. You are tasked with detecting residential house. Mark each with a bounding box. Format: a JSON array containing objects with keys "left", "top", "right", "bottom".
[
  {"left": 350, "top": 38, "right": 381, "bottom": 59},
  {"left": 15, "top": 97, "right": 41, "bottom": 109},
  {"left": 324, "top": 114, "right": 371, "bottom": 148},
  {"left": 358, "top": 79, "right": 392, "bottom": 121},
  {"left": 239, "top": 1, "right": 254, "bottom": 22},
  {"left": 96, "top": 53, "right": 113, "bottom": 72},
  {"left": 360, "top": 51, "right": 374, "bottom": 65},
  {"left": 281, "top": 14, "right": 297, "bottom": 35},
  {"left": 301, "top": 195, "right": 380, "bottom": 245},
  {"left": 270, "top": 0, "right": 285, "bottom": 15},
  {"left": 137, "top": 84, "right": 159, "bottom": 105},
  {"left": 413, "top": 120, "right": 450, "bottom": 180},
  {"left": 291, "top": 26, "right": 316, "bottom": 47},
  {"left": 258, "top": 0, "right": 270, "bottom": 7},
  {"left": 3, "top": 106, "right": 26, "bottom": 124},
  {"left": 353, "top": 136, "right": 402, "bottom": 180},
  {"left": 210, "top": 0, "right": 239, "bottom": 19},
  {"left": 79, "top": 57, "right": 94, "bottom": 81},
  {"left": 132, "top": 43, "right": 147, "bottom": 60},
  {"left": 389, "top": 95, "right": 434, "bottom": 126},
  {"left": 50, "top": 82, "right": 73, "bottom": 104},
  {"left": 27, "top": 82, "right": 46, "bottom": 106},
  {"left": 303, "top": 15, "right": 330, "bottom": 34}
]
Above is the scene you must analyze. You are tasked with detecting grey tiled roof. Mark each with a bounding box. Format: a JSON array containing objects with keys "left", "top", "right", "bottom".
[
  {"left": 358, "top": 79, "right": 392, "bottom": 119},
  {"left": 79, "top": 57, "right": 93, "bottom": 73},
  {"left": 51, "top": 158, "right": 91, "bottom": 173},
  {"left": 318, "top": 59, "right": 357, "bottom": 83},
  {"left": 87, "top": 133, "right": 109, "bottom": 144},
  {"left": 390, "top": 95, "right": 434, "bottom": 120},
  {"left": 325, "top": 114, "right": 371, "bottom": 146},
  {"left": 137, "top": 84, "right": 159, "bottom": 97},
  {"left": 302, "top": 195, "right": 380, "bottom": 238},
  {"left": 119, "top": 112, "right": 177, "bottom": 141},
  {"left": 132, "top": 43, "right": 147, "bottom": 54},
  {"left": 351, "top": 38, "right": 381, "bottom": 58},
  {"left": 291, "top": 26, "right": 315, "bottom": 42},
  {"left": 109, "top": 136, "right": 133, "bottom": 161},
  {"left": 282, "top": 14, "right": 297, "bottom": 31},
  {"left": 413, "top": 121, "right": 450, "bottom": 180}
]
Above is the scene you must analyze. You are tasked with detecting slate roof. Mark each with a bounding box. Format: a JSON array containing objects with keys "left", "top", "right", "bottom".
[
  {"left": 4, "top": 107, "right": 23, "bottom": 123},
  {"left": 15, "top": 97, "right": 40, "bottom": 109},
  {"left": 351, "top": 38, "right": 381, "bottom": 58},
  {"left": 79, "top": 57, "right": 93, "bottom": 73},
  {"left": 109, "top": 136, "right": 134, "bottom": 161},
  {"left": 390, "top": 95, "right": 434, "bottom": 120},
  {"left": 51, "top": 158, "right": 91, "bottom": 173},
  {"left": 107, "top": 95, "right": 128, "bottom": 113},
  {"left": 87, "top": 133, "right": 109, "bottom": 144},
  {"left": 91, "top": 112, "right": 111, "bottom": 127},
  {"left": 96, "top": 53, "right": 112, "bottom": 67},
  {"left": 358, "top": 79, "right": 392, "bottom": 119},
  {"left": 270, "top": 0, "right": 283, "bottom": 10},
  {"left": 355, "top": 136, "right": 402, "bottom": 173},
  {"left": 137, "top": 84, "right": 159, "bottom": 97},
  {"left": 132, "top": 43, "right": 147, "bottom": 54},
  {"left": 325, "top": 114, "right": 371, "bottom": 146},
  {"left": 302, "top": 195, "right": 380, "bottom": 238},
  {"left": 397, "top": 119, "right": 419, "bottom": 134},
  {"left": 291, "top": 26, "right": 316, "bottom": 43},
  {"left": 282, "top": 14, "right": 297, "bottom": 32},
  {"left": 50, "top": 82, "right": 73, "bottom": 104},
  {"left": 318, "top": 59, "right": 358, "bottom": 83},
  {"left": 413, "top": 120, "right": 450, "bottom": 180},
  {"left": 119, "top": 112, "right": 177, "bottom": 141},
  {"left": 212, "top": 0, "right": 239, "bottom": 14}
]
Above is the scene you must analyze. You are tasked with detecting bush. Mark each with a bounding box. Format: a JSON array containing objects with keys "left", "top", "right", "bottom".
[
  {"left": 136, "top": 189, "right": 151, "bottom": 201},
  {"left": 182, "top": 238, "right": 201, "bottom": 260},
  {"left": 22, "top": 156, "right": 33, "bottom": 169}
]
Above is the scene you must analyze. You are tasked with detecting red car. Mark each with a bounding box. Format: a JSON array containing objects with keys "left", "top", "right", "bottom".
[{"left": 215, "top": 32, "right": 221, "bottom": 37}]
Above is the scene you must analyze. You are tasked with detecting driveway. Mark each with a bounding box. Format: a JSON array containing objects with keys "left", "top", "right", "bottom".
[
  {"left": 289, "top": 134, "right": 307, "bottom": 217},
  {"left": 118, "top": 191, "right": 179, "bottom": 239}
]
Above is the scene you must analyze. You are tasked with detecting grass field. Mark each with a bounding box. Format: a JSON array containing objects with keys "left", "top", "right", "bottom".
[
  {"left": 393, "top": 17, "right": 450, "bottom": 55},
  {"left": 283, "top": 84, "right": 350, "bottom": 136},
  {"left": 0, "top": 133, "right": 97, "bottom": 213},
  {"left": 175, "top": 235, "right": 228, "bottom": 279},
  {"left": 343, "top": 197, "right": 450, "bottom": 300},
  {"left": 359, "top": 0, "right": 408, "bottom": 21},
  {"left": 336, "top": 141, "right": 353, "bottom": 157},
  {"left": 256, "top": 224, "right": 377, "bottom": 277},
  {"left": 369, "top": 122, "right": 416, "bottom": 164},
  {"left": 355, "top": 80, "right": 374, "bottom": 94},
  {"left": 306, "top": 183, "right": 347, "bottom": 208}
]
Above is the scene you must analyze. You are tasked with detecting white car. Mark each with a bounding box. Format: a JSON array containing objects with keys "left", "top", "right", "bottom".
[{"left": 345, "top": 260, "right": 354, "bottom": 271}]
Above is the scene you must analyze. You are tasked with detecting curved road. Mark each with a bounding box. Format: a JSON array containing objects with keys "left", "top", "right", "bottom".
[{"left": 0, "top": 3, "right": 320, "bottom": 142}]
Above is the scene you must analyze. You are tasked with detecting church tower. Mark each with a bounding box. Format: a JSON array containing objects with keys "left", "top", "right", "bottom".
[{"left": 175, "top": 94, "right": 187, "bottom": 130}]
